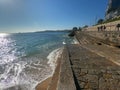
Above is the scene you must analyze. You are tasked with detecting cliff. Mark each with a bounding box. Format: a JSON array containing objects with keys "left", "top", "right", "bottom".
[{"left": 106, "top": 0, "right": 120, "bottom": 20}]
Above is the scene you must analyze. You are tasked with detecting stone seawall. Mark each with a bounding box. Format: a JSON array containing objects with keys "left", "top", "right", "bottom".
[
  {"left": 81, "top": 31, "right": 120, "bottom": 46},
  {"left": 87, "top": 20, "right": 120, "bottom": 31},
  {"left": 47, "top": 31, "right": 120, "bottom": 90},
  {"left": 47, "top": 46, "right": 76, "bottom": 90}
]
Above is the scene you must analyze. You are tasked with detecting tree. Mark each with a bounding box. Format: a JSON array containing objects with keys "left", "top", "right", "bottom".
[
  {"left": 68, "top": 27, "right": 77, "bottom": 37},
  {"left": 83, "top": 25, "right": 88, "bottom": 28},
  {"left": 72, "top": 27, "right": 78, "bottom": 31},
  {"left": 97, "top": 19, "right": 104, "bottom": 24},
  {"left": 79, "top": 27, "right": 82, "bottom": 31}
]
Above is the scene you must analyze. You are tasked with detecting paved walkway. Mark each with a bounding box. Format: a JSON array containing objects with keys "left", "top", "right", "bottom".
[
  {"left": 48, "top": 31, "right": 120, "bottom": 90},
  {"left": 67, "top": 44, "right": 120, "bottom": 90}
]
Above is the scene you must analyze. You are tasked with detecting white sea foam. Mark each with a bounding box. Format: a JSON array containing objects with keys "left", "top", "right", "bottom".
[
  {"left": 0, "top": 60, "right": 41, "bottom": 90},
  {"left": 72, "top": 37, "right": 79, "bottom": 44},
  {"left": 28, "top": 48, "right": 64, "bottom": 90},
  {"left": 0, "top": 61, "right": 27, "bottom": 90},
  {"left": 47, "top": 48, "right": 63, "bottom": 73},
  {"left": 62, "top": 41, "right": 66, "bottom": 44},
  {"left": 0, "top": 32, "right": 70, "bottom": 90}
]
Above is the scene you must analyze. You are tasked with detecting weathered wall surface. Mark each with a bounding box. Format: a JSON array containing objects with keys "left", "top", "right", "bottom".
[
  {"left": 85, "top": 31, "right": 120, "bottom": 46},
  {"left": 87, "top": 20, "right": 120, "bottom": 31}
]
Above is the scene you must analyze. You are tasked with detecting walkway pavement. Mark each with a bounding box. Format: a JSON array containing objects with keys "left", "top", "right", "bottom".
[
  {"left": 67, "top": 44, "right": 120, "bottom": 90},
  {"left": 48, "top": 31, "right": 120, "bottom": 90}
]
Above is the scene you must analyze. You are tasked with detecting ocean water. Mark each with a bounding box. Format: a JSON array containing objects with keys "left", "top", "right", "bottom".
[{"left": 0, "top": 31, "right": 74, "bottom": 90}]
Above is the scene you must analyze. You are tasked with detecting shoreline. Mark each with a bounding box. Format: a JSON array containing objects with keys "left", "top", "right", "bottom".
[
  {"left": 35, "top": 36, "right": 76, "bottom": 90},
  {"left": 35, "top": 48, "right": 63, "bottom": 90}
]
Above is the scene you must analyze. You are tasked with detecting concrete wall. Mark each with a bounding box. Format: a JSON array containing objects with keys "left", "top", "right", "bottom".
[
  {"left": 87, "top": 20, "right": 120, "bottom": 31},
  {"left": 86, "top": 31, "right": 120, "bottom": 46}
]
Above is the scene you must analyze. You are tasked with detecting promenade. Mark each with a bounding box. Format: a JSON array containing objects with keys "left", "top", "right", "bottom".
[
  {"left": 43, "top": 31, "right": 120, "bottom": 90},
  {"left": 67, "top": 44, "right": 120, "bottom": 90}
]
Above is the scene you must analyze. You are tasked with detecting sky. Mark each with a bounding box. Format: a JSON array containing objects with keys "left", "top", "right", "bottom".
[{"left": 0, "top": 0, "right": 108, "bottom": 33}]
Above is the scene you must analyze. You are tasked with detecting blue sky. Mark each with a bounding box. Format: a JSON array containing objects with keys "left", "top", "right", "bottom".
[{"left": 0, "top": 0, "right": 108, "bottom": 33}]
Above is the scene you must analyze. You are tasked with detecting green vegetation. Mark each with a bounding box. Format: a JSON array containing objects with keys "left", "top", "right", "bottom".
[
  {"left": 83, "top": 25, "right": 88, "bottom": 28},
  {"left": 72, "top": 27, "right": 78, "bottom": 31},
  {"left": 68, "top": 26, "right": 85, "bottom": 37},
  {"left": 68, "top": 27, "right": 77, "bottom": 37},
  {"left": 78, "top": 27, "right": 82, "bottom": 31},
  {"left": 97, "top": 19, "right": 104, "bottom": 24},
  {"left": 103, "top": 16, "right": 120, "bottom": 23},
  {"left": 96, "top": 16, "right": 120, "bottom": 25},
  {"left": 107, "top": 8, "right": 117, "bottom": 14},
  {"left": 68, "top": 25, "right": 89, "bottom": 37}
]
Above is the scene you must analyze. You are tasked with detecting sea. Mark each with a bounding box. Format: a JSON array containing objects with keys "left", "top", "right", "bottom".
[{"left": 0, "top": 31, "right": 75, "bottom": 90}]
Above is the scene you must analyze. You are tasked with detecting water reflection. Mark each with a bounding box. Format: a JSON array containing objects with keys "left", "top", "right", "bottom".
[{"left": 0, "top": 33, "right": 16, "bottom": 64}]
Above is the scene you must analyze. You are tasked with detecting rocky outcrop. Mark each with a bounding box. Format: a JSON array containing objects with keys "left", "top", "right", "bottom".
[{"left": 106, "top": 0, "right": 120, "bottom": 20}]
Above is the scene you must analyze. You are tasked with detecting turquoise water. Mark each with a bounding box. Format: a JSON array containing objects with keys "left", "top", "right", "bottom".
[{"left": 0, "top": 31, "right": 73, "bottom": 90}]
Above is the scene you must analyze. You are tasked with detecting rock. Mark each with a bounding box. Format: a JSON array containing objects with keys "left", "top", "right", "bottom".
[
  {"left": 68, "top": 30, "right": 75, "bottom": 37},
  {"left": 106, "top": 0, "right": 120, "bottom": 20}
]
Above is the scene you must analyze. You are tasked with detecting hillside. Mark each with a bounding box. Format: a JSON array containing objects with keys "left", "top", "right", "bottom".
[{"left": 106, "top": 0, "right": 120, "bottom": 19}]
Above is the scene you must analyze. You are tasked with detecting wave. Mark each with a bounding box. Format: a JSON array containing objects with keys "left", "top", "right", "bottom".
[
  {"left": 0, "top": 47, "right": 64, "bottom": 90},
  {"left": 71, "top": 37, "right": 79, "bottom": 44},
  {"left": 0, "top": 31, "right": 70, "bottom": 90},
  {"left": 47, "top": 47, "right": 64, "bottom": 73},
  {"left": 0, "top": 61, "right": 27, "bottom": 90}
]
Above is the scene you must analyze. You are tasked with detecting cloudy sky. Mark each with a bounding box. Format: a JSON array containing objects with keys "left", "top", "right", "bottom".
[{"left": 0, "top": 0, "right": 107, "bottom": 33}]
